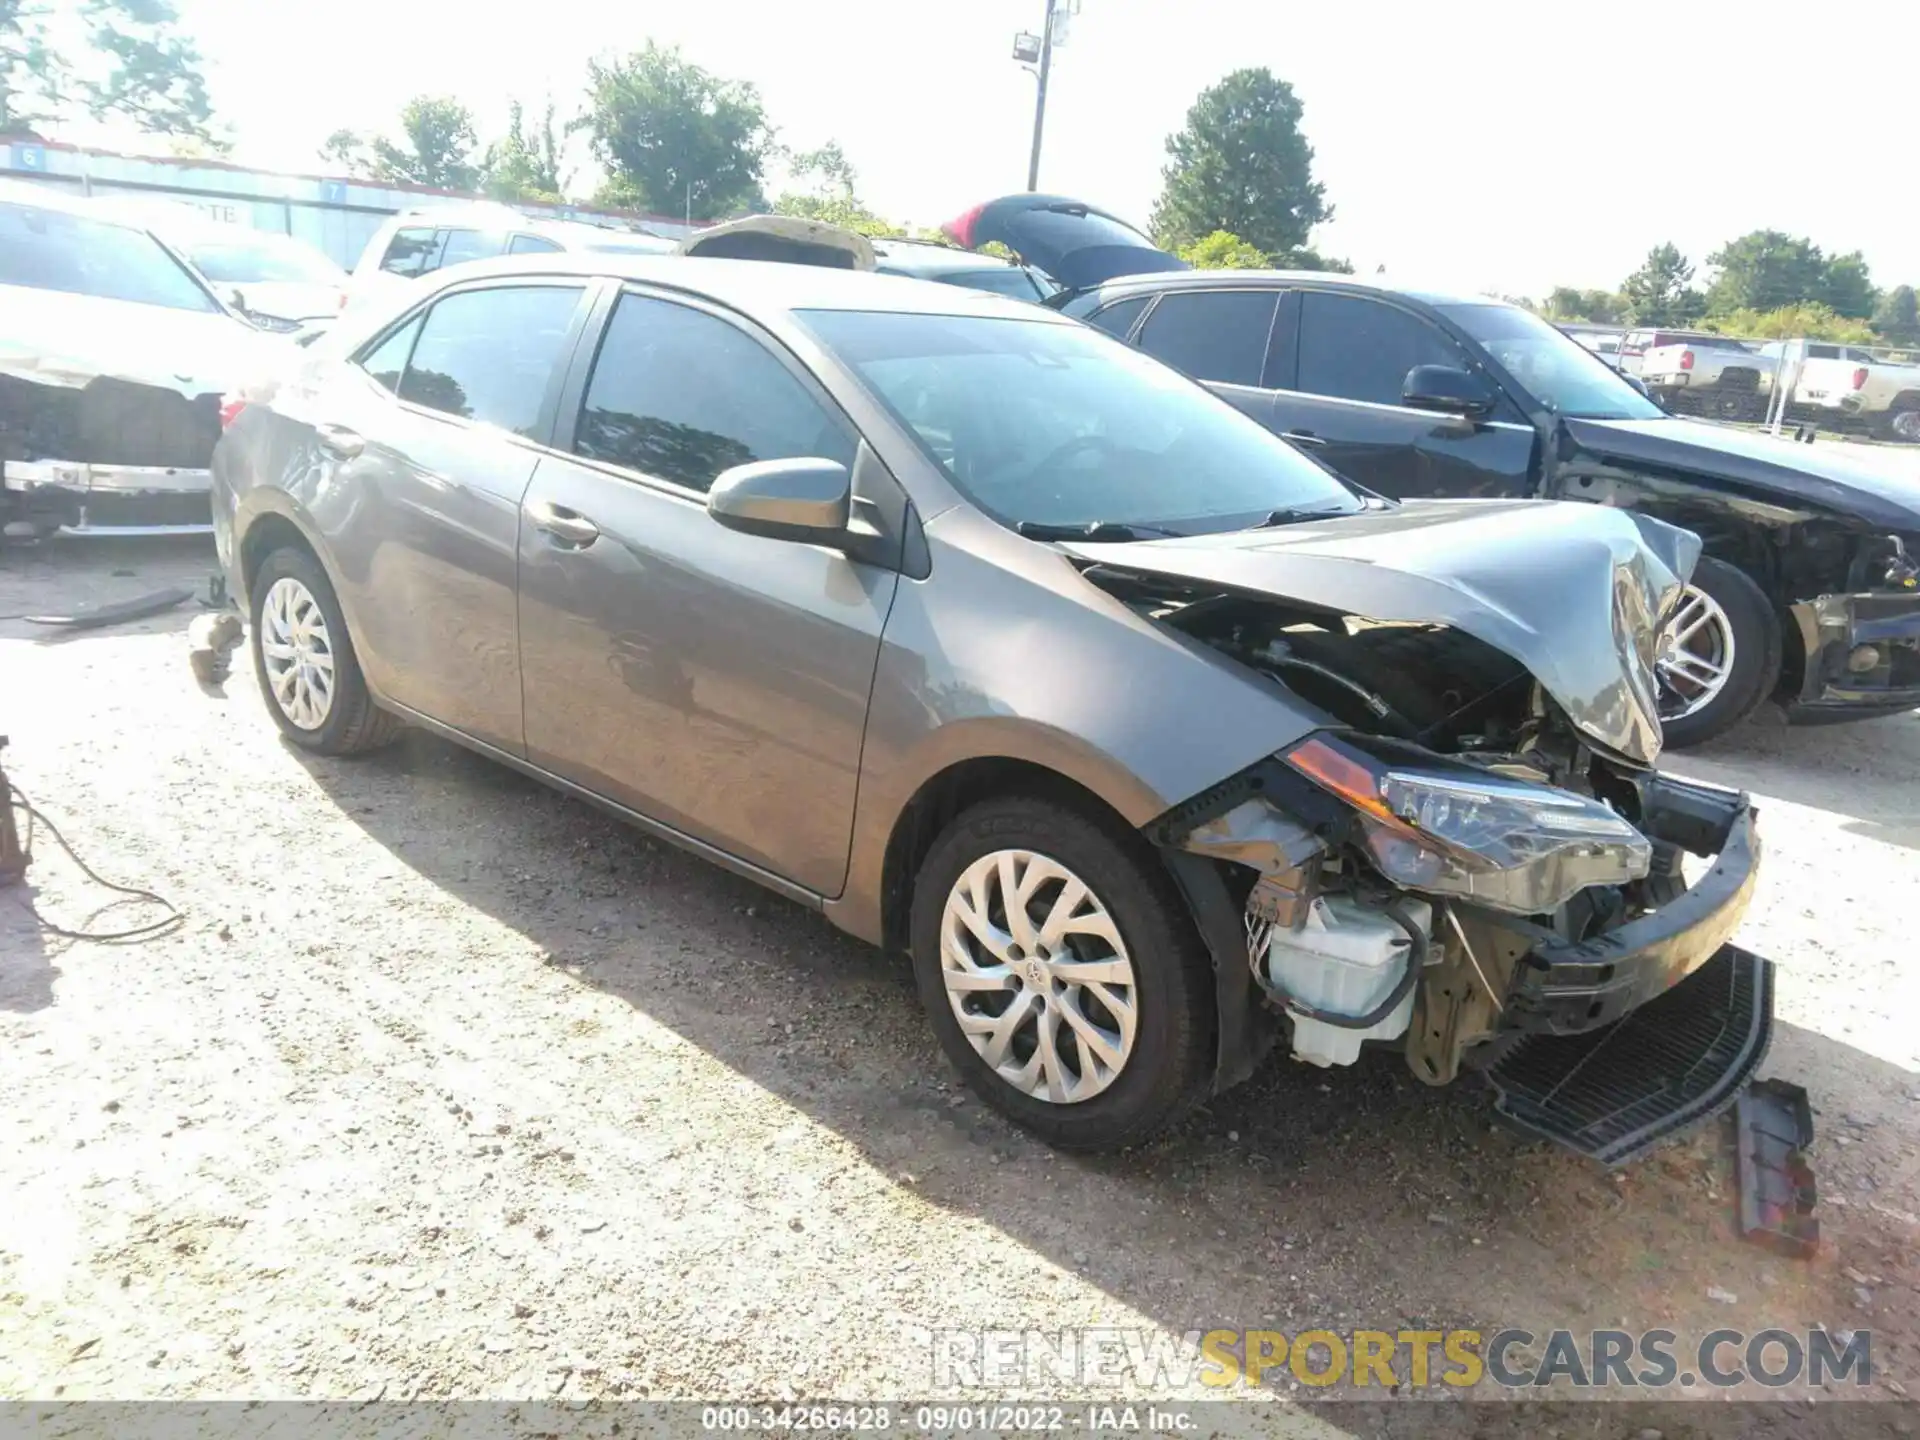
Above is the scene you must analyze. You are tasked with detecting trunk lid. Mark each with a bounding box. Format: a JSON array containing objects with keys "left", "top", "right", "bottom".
[
  {"left": 675, "top": 215, "right": 876, "bottom": 271},
  {"left": 1063, "top": 498, "right": 1700, "bottom": 766},
  {"left": 941, "top": 194, "right": 1187, "bottom": 292}
]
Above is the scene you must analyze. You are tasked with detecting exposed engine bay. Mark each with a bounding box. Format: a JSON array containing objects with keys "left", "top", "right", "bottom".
[{"left": 1087, "top": 559, "right": 1773, "bottom": 1162}]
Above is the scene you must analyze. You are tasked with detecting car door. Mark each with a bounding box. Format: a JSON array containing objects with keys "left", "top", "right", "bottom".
[
  {"left": 1130, "top": 287, "right": 1280, "bottom": 425},
  {"left": 515, "top": 288, "right": 899, "bottom": 895},
  {"left": 1266, "top": 290, "right": 1535, "bottom": 500},
  {"left": 294, "top": 278, "right": 592, "bottom": 753}
]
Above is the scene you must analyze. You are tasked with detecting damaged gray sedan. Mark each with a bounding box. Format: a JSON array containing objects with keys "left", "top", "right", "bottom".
[{"left": 214, "top": 255, "right": 1775, "bottom": 1161}]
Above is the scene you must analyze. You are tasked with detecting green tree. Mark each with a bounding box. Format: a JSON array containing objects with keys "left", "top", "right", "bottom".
[
  {"left": 1274, "top": 245, "right": 1353, "bottom": 274},
  {"left": 771, "top": 140, "right": 901, "bottom": 236},
  {"left": 484, "top": 99, "right": 565, "bottom": 204},
  {"left": 3, "top": 0, "right": 216, "bottom": 142},
  {"left": 1870, "top": 284, "right": 1919, "bottom": 345},
  {"left": 1177, "top": 230, "right": 1268, "bottom": 269},
  {"left": 1706, "top": 231, "right": 1832, "bottom": 315},
  {"left": 576, "top": 42, "right": 772, "bottom": 218},
  {"left": 1820, "top": 251, "right": 1877, "bottom": 319},
  {"left": 1620, "top": 243, "right": 1704, "bottom": 326},
  {"left": 322, "top": 96, "right": 481, "bottom": 190},
  {"left": 1149, "top": 68, "right": 1330, "bottom": 257},
  {"left": 1544, "top": 287, "right": 1628, "bottom": 324},
  {"left": 1704, "top": 303, "right": 1876, "bottom": 344}
]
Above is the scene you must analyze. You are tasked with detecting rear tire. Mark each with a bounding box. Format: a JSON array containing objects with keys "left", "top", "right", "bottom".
[
  {"left": 1878, "top": 400, "right": 1920, "bottom": 445},
  {"left": 1656, "top": 556, "right": 1781, "bottom": 749},
  {"left": 909, "top": 796, "right": 1214, "bottom": 1152},
  {"left": 249, "top": 546, "right": 401, "bottom": 755}
]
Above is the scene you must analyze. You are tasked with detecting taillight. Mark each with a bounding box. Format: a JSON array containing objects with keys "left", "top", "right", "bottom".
[
  {"left": 1679, "top": 350, "right": 1695, "bottom": 371},
  {"left": 1852, "top": 367, "right": 1869, "bottom": 390},
  {"left": 942, "top": 202, "right": 987, "bottom": 250},
  {"left": 218, "top": 396, "right": 248, "bottom": 430}
]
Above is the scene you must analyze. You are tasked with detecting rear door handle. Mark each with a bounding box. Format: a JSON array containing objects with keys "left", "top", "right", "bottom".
[
  {"left": 1280, "top": 429, "right": 1326, "bottom": 448},
  {"left": 528, "top": 500, "right": 600, "bottom": 549},
  {"left": 315, "top": 422, "right": 364, "bottom": 459}
]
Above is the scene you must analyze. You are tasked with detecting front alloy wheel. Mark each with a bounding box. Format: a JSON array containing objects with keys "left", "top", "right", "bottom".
[
  {"left": 1651, "top": 556, "right": 1781, "bottom": 749},
  {"left": 1655, "top": 583, "right": 1736, "bottom": 724},
  {"left": 939, "top": 849, "right": 1139, "bottom": 1104},
  {"left": 909, "top": 797, "right": 1214, "bottom": 1152}
]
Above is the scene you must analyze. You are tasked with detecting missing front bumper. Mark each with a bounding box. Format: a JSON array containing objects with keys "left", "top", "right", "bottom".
[
  {"left": 1485, "top": 943, "right": 1774, "bottom": 1166},
  {"left": 1789, "top": 589, "right": 1920, "bottom": 715}
]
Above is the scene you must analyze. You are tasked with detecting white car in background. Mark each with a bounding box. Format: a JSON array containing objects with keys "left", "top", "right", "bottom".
[
  {"left": 162, "top": 223, "right": 349, "bottom": 333},
  {"left": 0, "top": 182, "right": 279, "bottom": 537}
]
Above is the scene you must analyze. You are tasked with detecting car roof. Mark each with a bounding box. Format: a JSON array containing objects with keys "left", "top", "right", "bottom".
[
  {"left": 407, "top": 251, "right": 1070, "bottom": 322},
  {"left": 1082, "top": 268, "right": 1503, "bottom": 310}
]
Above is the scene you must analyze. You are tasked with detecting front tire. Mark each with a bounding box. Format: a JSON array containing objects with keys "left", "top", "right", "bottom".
[
  {"left": 1656, "top": 556, "right": 1781, "bottom": 749},
  {"left": 909, "top": 796, "right": 1214, "bottom": 1152},
  {"left": 249, "top": 546, "right": 401, "bottom": 755}
]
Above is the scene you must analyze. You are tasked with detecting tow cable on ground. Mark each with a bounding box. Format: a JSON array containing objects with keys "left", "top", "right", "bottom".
[{"left": 0, "top": 736, "right": 183, "bottom": 942}]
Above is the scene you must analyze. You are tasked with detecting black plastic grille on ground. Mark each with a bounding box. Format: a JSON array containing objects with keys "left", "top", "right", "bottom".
[{"left": 1485, "top": 945, "right": 1773, "bottom": 1166}]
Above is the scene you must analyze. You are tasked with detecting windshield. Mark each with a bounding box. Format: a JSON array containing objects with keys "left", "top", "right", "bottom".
[
  {"left": 906, "top": 265, "right": 1055, "bottom": 302},
  {"left": 183, "top": 231, "right": 341, "bottom": 284},
  {"left": 802, "top": 309, "right": 1361, "bottom": 534},
  {"left": 182, "top": 232, "right": 343, "bottom": 285},
  {"left": 1445, "top": 303, "right": 1664, "bottom": 421},
  {"left": 0, "top": 201, "right": 218, "bottom": 312}
]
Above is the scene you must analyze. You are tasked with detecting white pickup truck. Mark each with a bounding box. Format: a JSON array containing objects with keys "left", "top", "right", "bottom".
[
  {"left": 1780, "top": 342, "right": 1920, "bottom": 442},
  {"left": 1639, "top": 336, "right": 1776, "bottom": 419}
]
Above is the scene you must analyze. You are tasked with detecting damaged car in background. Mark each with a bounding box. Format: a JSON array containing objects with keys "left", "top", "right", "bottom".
[
  {"left": 947, "top": 193, "right": 1920, "bottom": 746},
  {"left": 215, "top": 255, "right": 1776, "bottom": 1161},
  {"left": 1, "top": 181, "right": 279, "bottom": 539}
]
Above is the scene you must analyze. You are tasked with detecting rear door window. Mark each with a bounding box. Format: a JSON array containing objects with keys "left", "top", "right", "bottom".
[
  {"left": 1294, "top": 292, "right": 1469, "bottom": 407},
  {"left": 573, "top": 293, "right": 854, "bottom": 493},
  {"left": 1136, "top": 290, "right": 1280, "bottom": 388},
  {"left": 380, "top": 227, "right": 444, "bottom": 278},
  {"left": 396, "top": 284, "right": 586, "bottom": 437},
  {"left": 508, "top": 233, "right": 565, "bottom": 255},
  {"left": 437, "top": 228, "right": 506, "bottom": 269},
  {"left": 1085, "top": 296, "right": 1149, "bottom": 340}
]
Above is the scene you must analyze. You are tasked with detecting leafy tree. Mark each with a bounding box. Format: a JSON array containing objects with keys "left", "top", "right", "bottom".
[
  {"left": 771, "top": 140, "right": 900, "bottom": 236},
  {"left": 1274, "top": 245, "right": 1352, "bottom": 274},
  {"left": 321, "top": 96, "right": 481, "bottom": 191},
  {"left": 576, "top": 42, "right": 772, "bottom": 218},
  {"left": 1149, "top": 68, "right": 1330, "bottom": 258},
  {"left": 1703, "top": 303, "right": 1875, "bottom": 344},
  {"left": 1820, "top": 251, "right": 1877, "bottom": 319},
  {"left": 1544, "top": 287, "right": 1628, "bottom": 325},
  {"left": 1705, "top": 231, "right": 1836, "bottom": 315},
  {"left": 1620, "top": 243, "right": 1705, "bottom": 326},
  {"left": 1176, "top": 230, "right": 1267, "bottom": 269},
  {"left": 484, "top": 99, "right": 565, "bottom": 204},
  {"left": 3, "top": 0, "right": 216, "bottom": 142},
  {"left": 1871, "top": 284, "right": 1919, "bottom": 345}
]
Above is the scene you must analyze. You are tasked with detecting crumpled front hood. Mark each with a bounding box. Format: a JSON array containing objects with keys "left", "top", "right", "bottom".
[
  {"left": 1065, "top": 499, "right": 1700, "bottom": 766},
  {"left": 1566, "top": 416, "right": 1920, "bottom": 532}
]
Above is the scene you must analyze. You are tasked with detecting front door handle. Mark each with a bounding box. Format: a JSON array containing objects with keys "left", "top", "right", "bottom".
[
  {"left": 315, "top": 422, "right": 364, "bottom": 459},
  {"left": 528, "top": 500, "right": 600, "bottom": 549},
  {"left": 1280, "top": 429, "right": 1327, "bottom": 448}
]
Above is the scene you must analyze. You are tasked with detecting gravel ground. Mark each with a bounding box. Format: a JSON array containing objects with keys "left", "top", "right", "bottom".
[{"left": 2, "top": 537, "right": 1917, "bottom": 1433}]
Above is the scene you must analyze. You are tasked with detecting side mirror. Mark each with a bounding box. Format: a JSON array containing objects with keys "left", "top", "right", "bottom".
[
  {"left": 1622, "top": 373, "right": 1651, "bottom": 398},
  {"left": 1402, "top": 364, "right": 1496, "bottom": 418},
  {"left": 225, "top": 285, "right": 250, "bottom": 314},
  {"left": 708, "top": 457, "right": 850, "bottom": 544}
]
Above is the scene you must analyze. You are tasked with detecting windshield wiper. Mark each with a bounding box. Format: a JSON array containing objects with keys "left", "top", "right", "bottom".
[
  {"left": 1251, "top": 505, "right": 1358, "bottom": 529},
  {"left": 1015, "top": 520, "right": 1181, "bottom": 543}
]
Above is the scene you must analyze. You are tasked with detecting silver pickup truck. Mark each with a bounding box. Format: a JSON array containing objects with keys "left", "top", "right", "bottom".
[{"left": 1639, "top": 336, "right": 1776, "bottom": 420}]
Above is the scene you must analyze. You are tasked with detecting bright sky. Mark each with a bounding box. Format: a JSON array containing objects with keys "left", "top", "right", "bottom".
[{"left": 163, "top": 0, "right": 1916, "bottom": 298}]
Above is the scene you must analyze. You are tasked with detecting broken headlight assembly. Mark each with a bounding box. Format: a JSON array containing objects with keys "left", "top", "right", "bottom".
[{"left": 1281, "top": 734, "right": 1651, "bottom": 915}]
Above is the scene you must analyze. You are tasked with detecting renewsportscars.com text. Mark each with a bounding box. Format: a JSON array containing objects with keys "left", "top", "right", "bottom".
[{"left": 931, "top": 1326, "right": 1872, "bottom": 1391}]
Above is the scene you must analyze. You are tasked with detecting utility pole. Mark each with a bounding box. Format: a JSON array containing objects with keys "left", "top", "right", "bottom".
[{"left": 1026, "top": 0, "right": 1058, "bottom": 191}]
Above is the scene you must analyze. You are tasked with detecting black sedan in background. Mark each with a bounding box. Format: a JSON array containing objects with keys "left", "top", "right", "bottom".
[{"left": 946, "top": 194, "right": 1920, "bottom": 746}]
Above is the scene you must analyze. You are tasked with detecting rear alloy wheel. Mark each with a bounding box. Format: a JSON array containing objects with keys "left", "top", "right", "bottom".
[
  {"left": 1884, "top": 404, "right": 1920, "bottom": 445},
  {"left": 910, "top": 797, "right": 1213, "bottom": 1151},
  {"left": 1654, "top": 556, "right": 1781, "bottom": 749}
]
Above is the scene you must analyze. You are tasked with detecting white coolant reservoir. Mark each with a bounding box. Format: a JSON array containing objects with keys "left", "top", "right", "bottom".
[{"left": 1261, "top": 894, "right": 1433, "bottom": 1068}]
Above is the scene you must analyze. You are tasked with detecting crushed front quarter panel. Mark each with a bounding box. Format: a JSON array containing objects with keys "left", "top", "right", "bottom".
[{"left": 1065, "top": 499, "right": 1700, "bottom": 767}]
